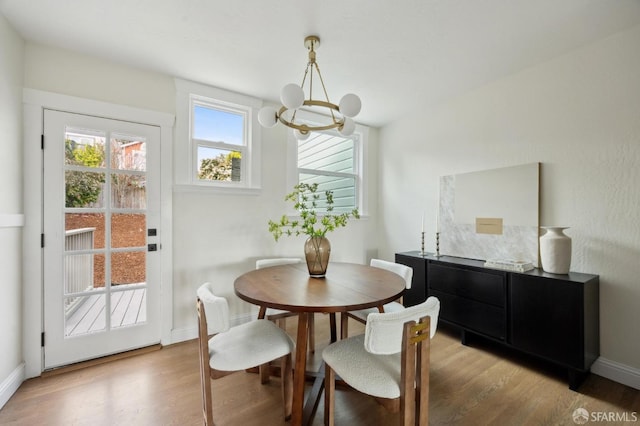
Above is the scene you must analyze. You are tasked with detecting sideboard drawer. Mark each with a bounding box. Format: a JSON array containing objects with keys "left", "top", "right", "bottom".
[
  {"left": 430, "top": 289, "right": 506, "bottom": 341},
  {"left": 429, "top": 263, "right": 506, "bottom": 308}
]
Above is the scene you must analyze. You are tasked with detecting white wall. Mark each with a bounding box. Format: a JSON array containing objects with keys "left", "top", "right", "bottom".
[
  {"left": 0, "top": 12, "right": 24, "bottom": 407},
  {"left": 24, "top": 43, "right": 175, "bottom": 114},
  {"left": 379, "top": 25, "right": 640, "bottom": 377},
  {"left": 22, "top": 42, "right": 380, "bottom": 342}
]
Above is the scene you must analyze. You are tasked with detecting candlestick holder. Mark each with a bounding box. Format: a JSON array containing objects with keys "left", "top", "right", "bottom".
[
  {"left": 435, "top": 231, "right": 441, "bottom": 257},
  {"left": 420, "top": 231, "right": 425, "bottom": 256}
]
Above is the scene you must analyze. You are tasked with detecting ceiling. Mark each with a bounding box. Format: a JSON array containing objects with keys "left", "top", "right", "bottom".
[{"left": 2, "top": 0, "right": 640, "bottom": 127}]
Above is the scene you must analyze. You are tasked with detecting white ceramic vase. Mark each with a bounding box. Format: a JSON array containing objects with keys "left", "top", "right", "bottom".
[{"left": 539, "top": 226, "right": 572, "bottom": 274}]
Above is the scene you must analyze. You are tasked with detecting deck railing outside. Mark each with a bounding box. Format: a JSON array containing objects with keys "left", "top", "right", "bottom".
[{"left": 65, "top": 227, "right": 95, "bottom": 317}]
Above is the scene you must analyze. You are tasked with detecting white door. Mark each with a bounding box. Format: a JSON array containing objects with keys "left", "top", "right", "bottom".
[{"left": 43, "top": 110, "right": 161, "bottom": 369}]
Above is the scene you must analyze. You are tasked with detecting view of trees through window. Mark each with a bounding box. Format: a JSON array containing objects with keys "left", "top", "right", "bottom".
[
  {"left": 65, "top": 139, "right": 105, "bottom": 208},
  {"left": 198, "top": 150, "right": 241, "bottom": 182},
  {"left": 64, "top": 137, "right": 147, "bottom": 209}
]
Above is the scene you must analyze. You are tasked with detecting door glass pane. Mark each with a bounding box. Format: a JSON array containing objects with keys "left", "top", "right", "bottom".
[
  {"left": 64, "top": 253, "right": 102, "bottom": 295},
  {"left": 66, "top": 213, "right": 105, "bottom": 249},
  {"left": 65, "top": 171, "right": 106, "bottom": 208},
  {"left": 197, "top": 146, "right": 242, "bottom": 182},
  {"left": 65, "top": 294, "right": 106, "bottom": 337},
  {"left": 111, "top": 289, "right": 147, "bottom": 329},
  {"left": 111, "top": 251, "right": 146, "bottom": 287},
  {"left": 93, "top": 253, "right": 106, "bottom": 287},
  {"left": 65, "top": 129, "right": 106, "bottom": 168},
  {"left": 111, "top": 213, "right": 146, "bottom": 248},
  {"left": 110, "top": 135, "right": 146, "bottom": 171},
  {"left": 111, "top": 174, "right": 147, "bottom": 209}
]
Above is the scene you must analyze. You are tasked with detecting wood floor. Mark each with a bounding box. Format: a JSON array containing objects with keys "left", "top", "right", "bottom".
[{"left": 1, "top": 315, "right": 638, "bottom": 425}]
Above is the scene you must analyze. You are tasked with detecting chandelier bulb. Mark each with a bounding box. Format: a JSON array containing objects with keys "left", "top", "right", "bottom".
[
  {"left": 281, "top": 83, "right": 305, "bottom": 110},
  {"left": 294, "top": 128, "right": 311, "bottom": 141},
  {"left": 338, "top": 117, "right": 355, "bottom": 136},
  {"left": 258, "top": 106, "right": 279, "bottom": 128},
  {"left": 339, "top": 93, "right": 361, "bottom": 118}
]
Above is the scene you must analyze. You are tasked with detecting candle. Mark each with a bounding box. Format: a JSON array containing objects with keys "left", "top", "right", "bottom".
[
  {"left": 421, "top": 212, "right": 425, "bottom": 233},
  {"left": 436, "top": 185, "right": 440, "bottom": 232}
]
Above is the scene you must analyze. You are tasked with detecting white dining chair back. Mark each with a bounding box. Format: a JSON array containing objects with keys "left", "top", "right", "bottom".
[
  {"left": 364, "top": 296, "right": 439, "bottom": 355},
  {"left": 371, "top": 258, "right": 413, "bottom": 289},
  {"left": 197, "top": 284, "right": 230, "bottom": 335}
]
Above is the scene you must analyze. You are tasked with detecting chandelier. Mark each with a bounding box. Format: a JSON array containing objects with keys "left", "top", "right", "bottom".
[{"left": 257, "top": 35, "right": 361, "bottom": 141}]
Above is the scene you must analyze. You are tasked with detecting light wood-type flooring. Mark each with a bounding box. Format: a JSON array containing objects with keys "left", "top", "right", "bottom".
[{"left": 1, "top": 314, "right": 638, "bottom": 425}]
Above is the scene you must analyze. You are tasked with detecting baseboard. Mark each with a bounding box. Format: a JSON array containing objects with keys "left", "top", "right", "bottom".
[
  {"left": 591, "top": 357, "right": 640, "bottom": 390},
  {"left": 0, "top": 362, "right": 25, "bottom": 410},
  {"left": 170, "top": 326, "right": 198, "bottom": 344},
  {"left": 170, "top": 312, "right": 256, "bottom": 345}
]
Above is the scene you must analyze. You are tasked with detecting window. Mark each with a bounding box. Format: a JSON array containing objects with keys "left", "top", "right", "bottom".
[
  {"left": 297, "top": 132, "right": 359, "bottom": 213},
  {"left": 192, "top": 101, "right": 245, "bottom": 183},
  {"left": 175, "top": 79, "right": 262, "bottom": 193}
]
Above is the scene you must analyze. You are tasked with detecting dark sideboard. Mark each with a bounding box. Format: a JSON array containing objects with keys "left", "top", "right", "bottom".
[{"left": 396, "top": 251, "right": 600, "bottom": 390}]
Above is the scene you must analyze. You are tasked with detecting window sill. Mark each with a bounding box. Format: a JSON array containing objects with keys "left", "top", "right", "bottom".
[
  {"left": 173, "top": 184, "right": 261, "bottom": 196},
  {"left": 280, "top": 213, "right": 370, "bottom": 220}
]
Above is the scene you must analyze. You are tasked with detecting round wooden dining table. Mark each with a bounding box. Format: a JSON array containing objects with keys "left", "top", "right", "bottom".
[{"left": 234, "top": 261, "right": 406, "bottom": 426}]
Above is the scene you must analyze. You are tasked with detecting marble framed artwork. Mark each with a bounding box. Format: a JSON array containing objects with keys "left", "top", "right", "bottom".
[{"left": 439, "top": 163, "right": 540, "bottom": 266}]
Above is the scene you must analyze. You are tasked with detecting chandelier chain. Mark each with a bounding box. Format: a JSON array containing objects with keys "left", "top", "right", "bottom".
[
  {"left": 292, "top": 63, "right": 312, "bottom": 125},
  {"left": 313, "top": 62, "right": 338, "bottom": 124}
]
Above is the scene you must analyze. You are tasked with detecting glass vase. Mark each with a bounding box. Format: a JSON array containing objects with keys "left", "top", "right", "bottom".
[{"left": 304, "top": 236, "right": 331, "bottom": 277}]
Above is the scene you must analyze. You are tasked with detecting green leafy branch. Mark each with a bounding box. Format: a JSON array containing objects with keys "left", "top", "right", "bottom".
[{"left": 268, "top": 183, "right": 360, "bottom": 241}]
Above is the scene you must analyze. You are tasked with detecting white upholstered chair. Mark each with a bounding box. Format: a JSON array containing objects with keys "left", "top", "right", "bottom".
[
  {"left": 256, "top": 258, "right": 317, "bottom": 352},
  {"left": 197, "top": 282, "right": 294, "bottom": 425},
  {"left": 323, "top": 297, "right": 440, "bottom": 426},
  {"left": 341, "top": 258, "right": 413, "bottom": 339}
]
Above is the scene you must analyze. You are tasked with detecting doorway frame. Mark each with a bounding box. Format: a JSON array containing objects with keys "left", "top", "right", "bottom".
[{"left": 23, "top": 88, "right": 175, "bottom": 379}]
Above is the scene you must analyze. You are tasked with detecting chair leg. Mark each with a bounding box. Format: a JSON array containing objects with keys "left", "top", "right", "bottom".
[
  {"left": 202, "top": 374, "right": 214, "bottom": 426},
  {"left": 329, "top": 313, "right": 337, "bottom": 342},
  {"left": 417, "top": 322, "right": 431, "bottom": 426},
  {"left": 197, "top": 300, "right": 214, "bottom": 426},
  {"left": 259, "top": 362, "right": 270, "bottom": 384},
  {"left": 340, "top": 313, "right": 349, "bottom": 339},
  {"left": 281, "top": 353, "right": 293, "bottom": 420},
  {"left": 324, "top": 363, "right": 336, "bottom": 426}
]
